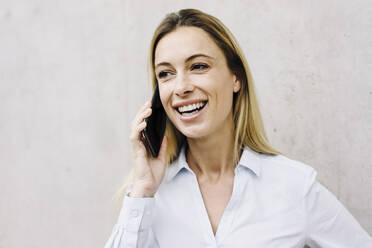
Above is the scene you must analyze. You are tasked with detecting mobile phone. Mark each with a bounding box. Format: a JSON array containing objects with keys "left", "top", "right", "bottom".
[{"left": 141, "top": 85, "right": 166, "bottom": 157}]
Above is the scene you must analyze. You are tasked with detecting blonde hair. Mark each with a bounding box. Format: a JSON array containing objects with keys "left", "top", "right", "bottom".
[{"left": 113, "top": 9, "right": 279, "bottom": 207}]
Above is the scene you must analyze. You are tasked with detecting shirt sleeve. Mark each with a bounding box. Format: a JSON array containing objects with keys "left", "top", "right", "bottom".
[
  {"left": 304, "top": 172, "right": 372, "bottom": 248},
  {"left": 104, "top": 191, "right": 159, "bottom": 248}
]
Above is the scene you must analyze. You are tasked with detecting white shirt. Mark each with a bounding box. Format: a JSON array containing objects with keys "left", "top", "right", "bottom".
[{"left": 104, "top": 145, "right": 372, "bottom": 248}]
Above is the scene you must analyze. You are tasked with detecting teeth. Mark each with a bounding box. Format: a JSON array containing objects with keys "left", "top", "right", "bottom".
[
  {"left": 178, "top": 102, "right": 205, "bottom": 113},
  {"left": 182, "top": 111, "right": 197, "bottom": 117}
]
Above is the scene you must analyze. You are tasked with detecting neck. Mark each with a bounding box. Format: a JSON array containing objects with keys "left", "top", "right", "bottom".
[{"left": 186, "top": 118, "right": 237, "bottom": 182}]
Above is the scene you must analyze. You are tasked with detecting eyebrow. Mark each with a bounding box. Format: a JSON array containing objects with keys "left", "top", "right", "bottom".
[{"left": 155, "top": 53, "right": 215, "bottom": 69}]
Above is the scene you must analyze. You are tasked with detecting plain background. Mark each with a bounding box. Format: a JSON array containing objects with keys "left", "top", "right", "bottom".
[{"left": 0, "top": 0, "right": 371, "bottom": 247}]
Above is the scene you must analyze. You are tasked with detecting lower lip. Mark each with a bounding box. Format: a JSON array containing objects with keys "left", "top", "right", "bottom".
[{"left": 177, "top": 103, "right": 207, "bottom": 122}]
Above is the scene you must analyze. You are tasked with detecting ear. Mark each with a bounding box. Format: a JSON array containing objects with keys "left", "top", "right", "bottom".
[{"left": 233, "top": 75, "right": 241, "bottom": 93}]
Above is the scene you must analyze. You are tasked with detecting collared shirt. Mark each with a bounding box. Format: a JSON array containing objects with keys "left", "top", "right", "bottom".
[{"left": 104, "top": 145, "right": 372, "bottom": 248}]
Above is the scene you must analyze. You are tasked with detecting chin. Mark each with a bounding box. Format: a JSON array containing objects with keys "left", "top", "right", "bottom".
[{"left": 176, "top": 125, "right": 210, "bottom": 139}]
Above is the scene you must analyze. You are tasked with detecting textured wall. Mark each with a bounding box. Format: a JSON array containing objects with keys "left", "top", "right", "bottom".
[{"left": 0, "top": 0, "right": 371, "bottom": 247}]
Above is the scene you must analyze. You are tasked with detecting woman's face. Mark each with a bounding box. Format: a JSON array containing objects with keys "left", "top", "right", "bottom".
[{"left": 154, "top": 26, "right": 241, "bottom": 139}]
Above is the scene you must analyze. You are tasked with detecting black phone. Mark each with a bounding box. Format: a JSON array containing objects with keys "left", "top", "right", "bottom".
[{"left": 141, "top": 85, "right": 166, "bottom": 157}]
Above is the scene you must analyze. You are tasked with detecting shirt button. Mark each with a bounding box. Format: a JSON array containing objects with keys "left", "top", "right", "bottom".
[{"left": 130, "top": 209, "right": 139, "bottom": 217}]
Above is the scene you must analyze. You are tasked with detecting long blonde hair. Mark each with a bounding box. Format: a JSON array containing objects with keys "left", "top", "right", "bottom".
[{"left": 113, "top": 9, "right": 279, "bottom": 207}]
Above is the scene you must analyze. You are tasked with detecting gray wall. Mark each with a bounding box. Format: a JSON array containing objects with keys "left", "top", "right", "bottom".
[{"left": 1, "top": 0, "right": 371, "bottom": 247}]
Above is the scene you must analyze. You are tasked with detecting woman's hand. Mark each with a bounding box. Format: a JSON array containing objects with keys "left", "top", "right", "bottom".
[{"left": 129, "top": 100, "right": 168, "bottom": 198}]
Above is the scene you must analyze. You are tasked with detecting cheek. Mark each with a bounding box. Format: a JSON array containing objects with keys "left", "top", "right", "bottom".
[
  {"left": 159, "top": 85, "right": 173, "bottom": 113},
  {"left": 208, "top": 72, "right": 235, "bottom": 99},
  {"left": 214, "top": 81, "right": 235, "bottom": 113}
]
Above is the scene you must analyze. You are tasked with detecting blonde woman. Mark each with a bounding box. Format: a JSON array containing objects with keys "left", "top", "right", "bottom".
[{"left": 105, "top": 9, "right": 372, "bottom": 248}]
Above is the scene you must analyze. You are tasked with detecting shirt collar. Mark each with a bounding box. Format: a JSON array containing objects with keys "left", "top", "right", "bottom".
[
  {"left": 237, "top": 146, "right": 262, "bottom": 176},
  {"left": 165, "top": 144, "right": 262, "bottom": 182},
  {"left": 165, "top": 145, "right": 190, "bottom": 182}
]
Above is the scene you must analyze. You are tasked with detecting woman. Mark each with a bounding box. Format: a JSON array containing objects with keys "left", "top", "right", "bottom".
[{"left": 105, "top": 9, "right": 372, "bottom": 248}]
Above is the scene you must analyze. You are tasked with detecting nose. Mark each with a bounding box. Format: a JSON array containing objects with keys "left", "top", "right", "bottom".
[{"left": 174, "top": 73, "right": 194, "bottom": 97}]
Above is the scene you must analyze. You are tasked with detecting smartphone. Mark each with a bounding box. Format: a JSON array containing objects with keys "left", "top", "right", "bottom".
[{"left": 141, "top": 85, "right": 166, "bottom": 157}]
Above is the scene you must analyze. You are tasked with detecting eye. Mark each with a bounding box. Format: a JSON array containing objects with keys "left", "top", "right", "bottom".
[
  {"left": 157, "top": 71, "right": 172, "bottom": 79},
  {"left": 191, "top": 63, "right": 209, "bottom": 71}
]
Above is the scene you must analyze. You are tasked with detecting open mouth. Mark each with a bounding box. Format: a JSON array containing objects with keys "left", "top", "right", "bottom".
[{"left": 176, "top": 101, "right": 208, "bottom": 117}]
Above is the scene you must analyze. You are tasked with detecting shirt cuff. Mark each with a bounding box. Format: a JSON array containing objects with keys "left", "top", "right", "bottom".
[{"left": 117, "top": 188, "right": 155, "bottom": 232}]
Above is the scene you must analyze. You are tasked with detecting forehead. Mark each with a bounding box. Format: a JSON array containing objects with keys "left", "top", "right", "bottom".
[{"left": 154, "top": 26, "right": 223, "bottom": 64}]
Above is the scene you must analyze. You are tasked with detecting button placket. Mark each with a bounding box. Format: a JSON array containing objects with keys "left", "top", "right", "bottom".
[
  {"left": 215, "top": 167, "right": 246, "bottom": 244},
  {"left": 190, "top": 173, "right": 216, "bottom": 246}
]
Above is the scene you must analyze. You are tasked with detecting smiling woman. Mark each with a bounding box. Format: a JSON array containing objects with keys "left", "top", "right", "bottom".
[
  {"left": 155, "top": 26, "right": 242, "bottom": 142},
  {"left": 104, "top": 9, "right": 372, "bottom": 248}
]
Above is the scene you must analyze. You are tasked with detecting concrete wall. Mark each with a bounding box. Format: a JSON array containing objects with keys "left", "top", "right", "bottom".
[{"left": 1, "top": 0, "right": 371, "bottom": 247}]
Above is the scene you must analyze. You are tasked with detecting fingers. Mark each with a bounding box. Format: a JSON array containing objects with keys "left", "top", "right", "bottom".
[
  {"left": 130, "top": 101, "right": 153, "bottom": 153},
  {"left": 132, "top": 101, "right": 152, "bottom": 129},
  {"left": 139, "top": 100, "right": 151, "bottom": 114}
]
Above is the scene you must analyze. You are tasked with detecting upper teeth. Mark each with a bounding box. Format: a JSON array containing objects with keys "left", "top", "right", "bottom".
[{"left": 178, "top": 102, "right": 206, "bottom": 113}]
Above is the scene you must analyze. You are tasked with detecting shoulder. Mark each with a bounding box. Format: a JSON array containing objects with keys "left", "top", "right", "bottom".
[
  {"left": 255, "top": 152, "right": 318, "bottom": 201},
  {"left": 261, "top": 154, "right": 316, "bottom": 180}
]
